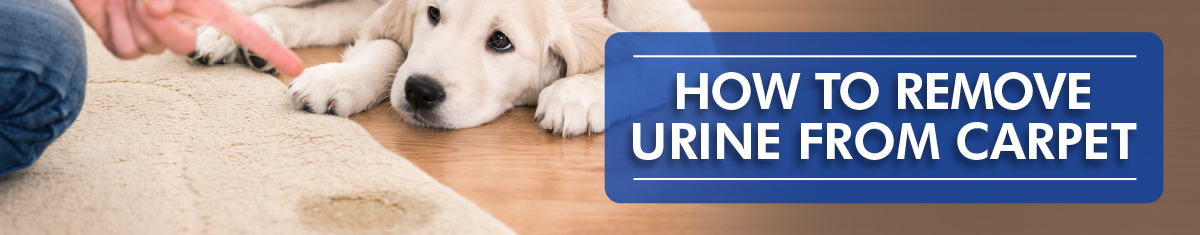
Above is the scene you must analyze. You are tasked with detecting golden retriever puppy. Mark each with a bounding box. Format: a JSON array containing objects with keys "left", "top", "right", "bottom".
[{"left": 190, "top": 0, "right": 709, "bottom": 136}]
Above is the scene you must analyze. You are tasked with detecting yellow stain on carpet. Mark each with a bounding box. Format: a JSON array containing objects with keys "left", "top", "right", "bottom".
[{"left": 300, "top": 192, "right": 441, "bottom": 232}]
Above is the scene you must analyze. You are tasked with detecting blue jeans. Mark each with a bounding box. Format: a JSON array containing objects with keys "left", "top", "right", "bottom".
[{"left": 0, "top": 0, "right": 87, "bottom": 176}]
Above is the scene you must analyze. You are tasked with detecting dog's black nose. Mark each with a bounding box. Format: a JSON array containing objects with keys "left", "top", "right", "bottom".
[{"left": 404, "top": 74, "right": 445, "bottom": 110}]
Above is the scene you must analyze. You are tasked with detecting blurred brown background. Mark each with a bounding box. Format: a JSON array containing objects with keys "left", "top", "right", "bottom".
[{"left": 283, "top": 0, "right": 1200, "bottom": 234}]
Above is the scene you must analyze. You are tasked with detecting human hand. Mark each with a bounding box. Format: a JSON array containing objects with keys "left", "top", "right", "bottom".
[{"left": 73, "top": 0, "right": 304, "bottom": 76}]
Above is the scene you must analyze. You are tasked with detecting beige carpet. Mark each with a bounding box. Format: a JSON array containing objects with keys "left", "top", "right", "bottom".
[{"left": 0, "top": 26, "right": 514, "bottom": 234}]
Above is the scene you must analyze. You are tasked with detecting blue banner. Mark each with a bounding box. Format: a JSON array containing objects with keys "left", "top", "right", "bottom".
[{"left": 604, "top": 33, "right": 1163, "bottom": 203}]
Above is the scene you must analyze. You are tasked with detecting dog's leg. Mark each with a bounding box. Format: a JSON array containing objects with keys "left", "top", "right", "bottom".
[
  {"left": 224, "top": 0, "right": 327, "bottom": 14},
  {"left": 287, "top": 39, "right": 403, "bottom": 117},
  {"left": 605, "top": 0, "right": 710, "bottom": 32},
  {"left": 536, "top": 69, "right": 606, "bottom": 136},
  {"left": 191, "top": 0, "right": 382, "bottom": 74},
  {"left": 251, "top": 0, "right": 382, "bottom": 48}
]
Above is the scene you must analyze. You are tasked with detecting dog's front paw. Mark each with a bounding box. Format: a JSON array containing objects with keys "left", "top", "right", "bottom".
[
  {"left": 535, "top": 76, "right": 604, "bottom": 137},
  {"left": 190, "top": 26, "right": 242, "bottom": 65},
  {"left": 287, "top": 63, "right": 380, "bottom": 117}
]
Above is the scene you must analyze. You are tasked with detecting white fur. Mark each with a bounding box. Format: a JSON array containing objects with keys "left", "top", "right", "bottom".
[
  {"left": 205, "top": 0, "right": 709, "bottom": 136},
  {"left": 288, "top": 39, "right": 403, "bottom": 116}
]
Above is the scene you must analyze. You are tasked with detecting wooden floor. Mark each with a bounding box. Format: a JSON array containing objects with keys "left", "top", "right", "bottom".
[{"left": 276, "top": 0, "right": 1200, "bottom": 234}]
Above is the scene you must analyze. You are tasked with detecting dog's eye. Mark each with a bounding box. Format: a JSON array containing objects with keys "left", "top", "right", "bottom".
[
  {"left": 488, "top": 31, "right": 513, "bottom": 52},
  {"left": 428, "top": 6, "right": 440, "bottom": 25}
]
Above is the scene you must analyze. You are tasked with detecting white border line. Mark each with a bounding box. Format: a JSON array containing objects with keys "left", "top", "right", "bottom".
[
  {"left": 631, "top": 55, "right": 1137, "bottom": 58},
  {"left": 633, "top": 178, "right": 1137, "bottom": 181}
]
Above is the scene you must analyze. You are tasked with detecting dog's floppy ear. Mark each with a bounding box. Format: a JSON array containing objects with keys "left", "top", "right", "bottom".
[
  {"left": 546, "top": 1, "right": 623, "bottom": 77},
  {"left": 357, "top": 0, "right": 422, "bottom": 53}
]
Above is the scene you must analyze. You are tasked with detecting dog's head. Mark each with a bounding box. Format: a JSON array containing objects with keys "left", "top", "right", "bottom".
[{"left": 366, "top": 0, "right": 619, "bottom": 129}]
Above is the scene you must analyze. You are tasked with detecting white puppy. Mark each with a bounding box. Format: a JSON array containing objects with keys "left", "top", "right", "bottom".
[{"left": 191, "top": 0, "right": 709, "bottom": 136}]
